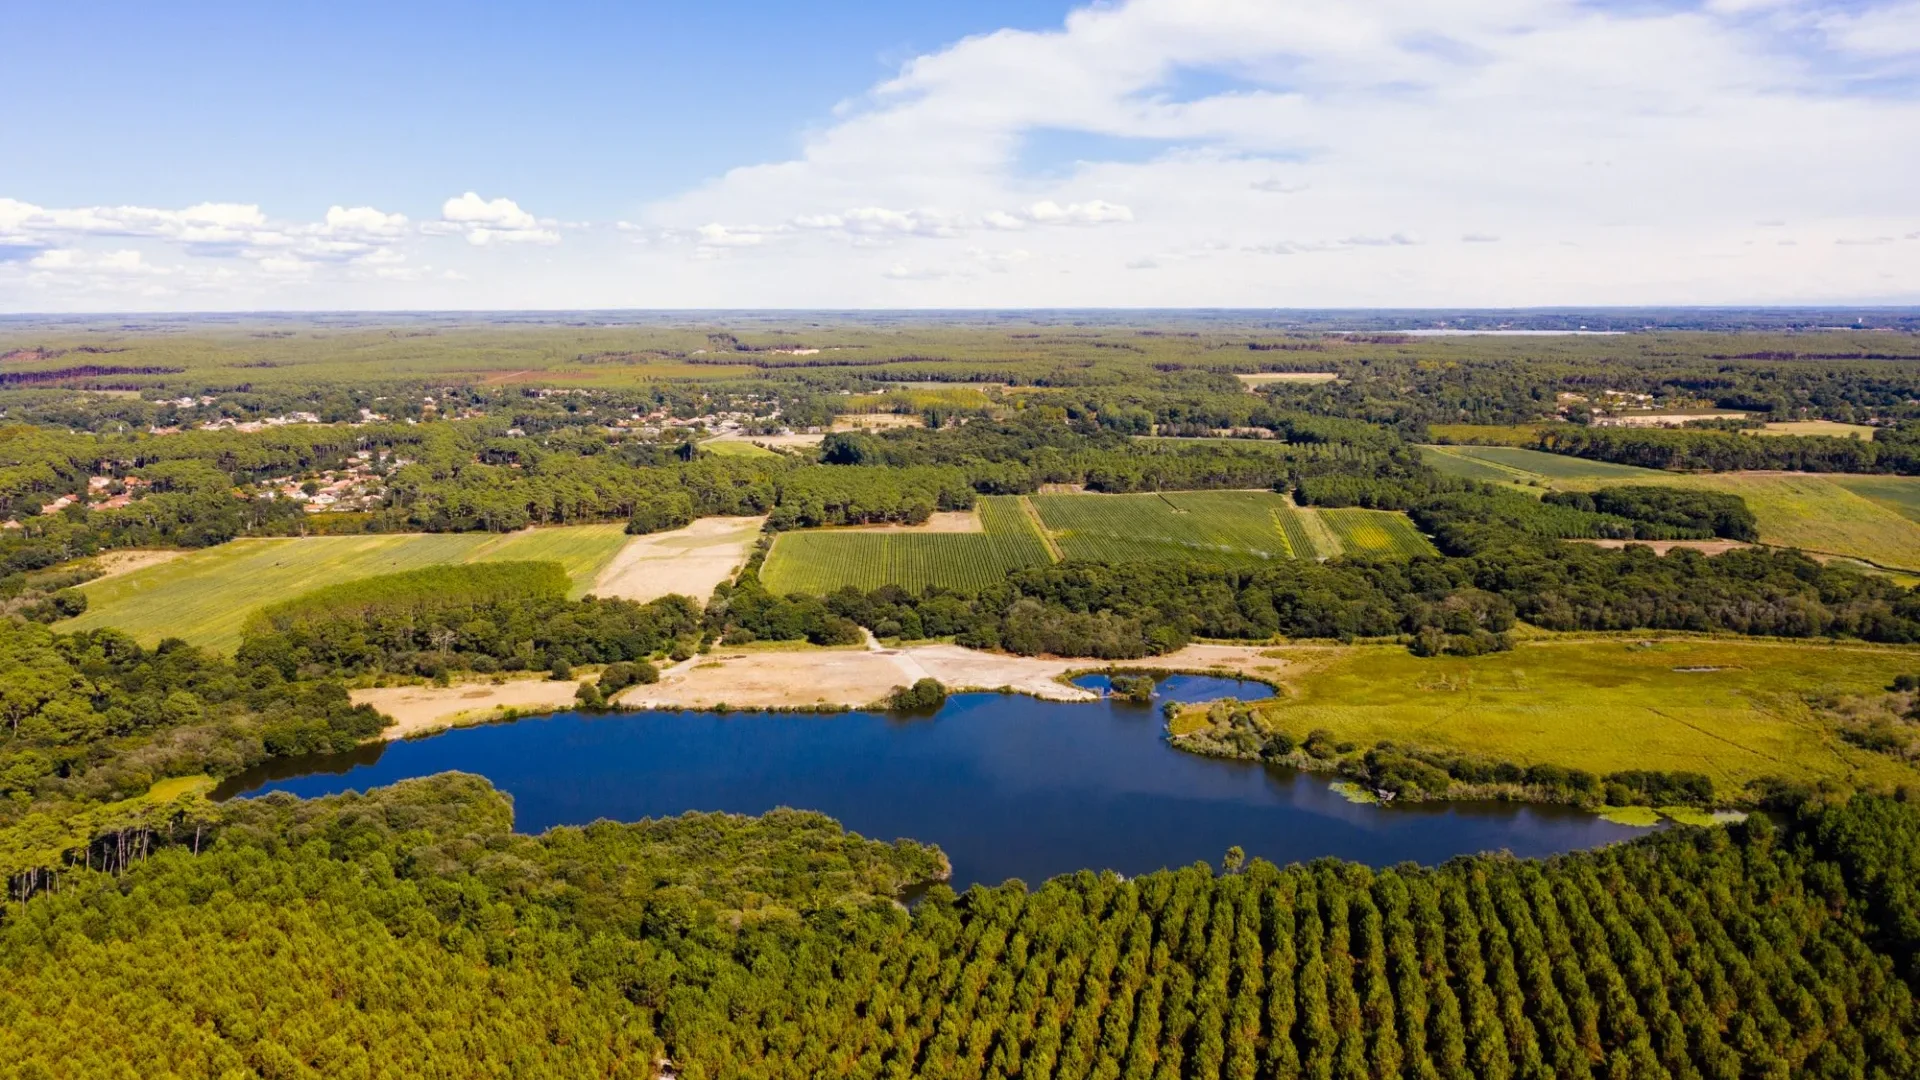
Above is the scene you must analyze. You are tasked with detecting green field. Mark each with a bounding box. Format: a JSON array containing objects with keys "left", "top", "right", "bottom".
[
  {"left": 1316, "top": 507, "right": 1440, "bottom": 557},
  {"left": 1831, "top": 474, "right": 1920, "bottom": 524},
  {"left": 699, "top": 438, "right": 781, "bottom": 458},
  {"left": 1424, "top": 443, "right": 1920, "bottom": 572},
  {"left": 60, "top": 524, "right": 630, "bottom": 651},
  {"left": 758, "top": 496, "right": 1054, "bottom": 593},
  {"left": 1244, "top": 637, "right": 1920, "bottom": 793},
  {"left": 1419, "top": 443, "right": 1670, "bottom": 482},
  {"left": 1033, "top": 490, "right": 1304, "bottom": 564}
]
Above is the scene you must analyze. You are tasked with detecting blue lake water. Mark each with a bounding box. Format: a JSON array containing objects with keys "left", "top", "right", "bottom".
[{"left": 214, "top": 674, "right": 1643, "bottom": 888}]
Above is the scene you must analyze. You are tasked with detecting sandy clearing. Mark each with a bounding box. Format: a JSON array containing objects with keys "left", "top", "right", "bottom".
[
  {"left": 86, "top": 549, "right": 190, "bottom": 581},
  {"left": 821, "top": 511, "right": 984, "bottom": 534},
  {"left": 356, "top": 678, "right": 585, "bottom": 739},
  {"left": 352, "top": 642, "right": 1299, "bottom": 736},
  {"left": 1569, "top": 538, "right": 1752, "bottom": 555},
  {"left": 1235, "top": 372, "right": 1340, "bottom": 388},
  {"left": 614, "top": 641, "right": 1296, "bottom": 711},
  {"left": 834, "top": 414, "right": 923, "bottom": 430},
  {"left": 591, "top": 516, "right": 765, "bottom": 603}
]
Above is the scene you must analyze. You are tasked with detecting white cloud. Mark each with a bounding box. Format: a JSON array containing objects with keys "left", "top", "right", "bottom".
[
  {"left": 1818, "top": 1, "right": 1920, "bottom": 57},
  {"left": 1021, "top": 200, "right": 1134, "bottom": 225},
  {"left": 6, "top": 0, "right": 1920, "bottom": 309},
  {"left": 617, "top": 0, "right": 1920, "bottom": 306},
  {"left": 435, "top": 192, "right": 559, "bottom": 245}
]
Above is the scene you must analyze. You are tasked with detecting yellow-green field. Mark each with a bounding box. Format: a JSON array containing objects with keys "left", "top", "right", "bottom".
[
  {"left": 1750, "top": 420, "right": 1876, "bottom": 439},
  {"left": 1241, "top": 637, "right": 1920, "bottom": 793},
  {"left": 1645, "top": 474, "right": 1920, "bottom": 573},
  {"left": 699, "top": 438, "right": 782, "bottom": 458},
  {"left": 1421, "top": 443, "right": 1920, "bottom": 573},
  {"left": 59, "top": 524, "right": 630, "bottom": 651}
]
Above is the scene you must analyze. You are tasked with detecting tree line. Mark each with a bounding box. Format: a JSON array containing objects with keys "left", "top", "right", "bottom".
[{"left": 5, "top": 772, "right": 1920, "bottom": 1078}]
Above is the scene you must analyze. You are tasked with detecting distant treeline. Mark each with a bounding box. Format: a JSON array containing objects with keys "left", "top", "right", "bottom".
[{"left": 1537, "top": 424, "right": 1920, "bottom": 475}]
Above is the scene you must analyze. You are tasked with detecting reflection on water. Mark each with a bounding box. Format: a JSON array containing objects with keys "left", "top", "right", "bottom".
[{"left": 215, "top": 675, "right": 1644, "bottom": 888}]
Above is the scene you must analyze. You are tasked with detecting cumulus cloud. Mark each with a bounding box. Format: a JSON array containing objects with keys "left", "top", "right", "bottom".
[
  {"left": 1817, "top": 1, "right": 1920, "bottom": 57},
  {"left": 621, "top": 0, "right": 1920, "bottom": 305},
  {"left": 0, "top": 197, "right": 414, "bottom": 266},
  {"left": 433, "top": 192, "right": 559, "bottom": 245},
  {"left": 6, "top": 0, "right": 1920, "bottom": 308}
]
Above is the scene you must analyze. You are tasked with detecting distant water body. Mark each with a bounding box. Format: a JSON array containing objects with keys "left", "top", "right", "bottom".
[{"left": 216, "top": 674, "right": 1643, "bottom": 888}]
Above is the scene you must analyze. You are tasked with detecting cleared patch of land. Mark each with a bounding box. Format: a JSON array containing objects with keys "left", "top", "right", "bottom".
[
  {"left": 60, "top": 523, "right": 630, "bottom": 651},
  {"left": 759, "top": 496, "right": 1052, "bottom": 593},
  {"left": 613, "top": 640, "right": 1294, "bottom": 710},
  {"left": 83, "top": 548, "right": 189, "bottom": 581},
  {"left": 591, "top": 515, "right": 765, "bottom": 603},
  {"left": 829, "top": 511, "right": 983, "bottom": 534},
  {"left": 355, "top": 677, "right": 588, "bottom": 739},
  {"left": 1234, "top": 372, "right": 1340, "bottom": 388},
  {"left": 1751, "top": 420, "right": 1875, "bottom": 439},
  {"left": 833, "top": 413, "right": 924, "bottom": 430},
  {"left": 1240, "top": 637, "right": 1920, "bottom": 793},
  {"left": 699, "top": 437, "right": 782, "bottom": 458}
]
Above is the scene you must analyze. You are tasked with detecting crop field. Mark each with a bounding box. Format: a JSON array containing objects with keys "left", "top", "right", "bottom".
[
  {"left": 1751, "top": 420, "right": 1876, "bottom": 439},
  {"left": 1316, "top": 507, "right": 1440, "bottom": 557},
  {"left": 1425, "top": 423, "right": 1548, "bottom": 446},
  {"left": 1831, "top": 474, "right": 1920, "bottom": 524},
  {"left": 1425, "top": 442, "right": 1920, "bottom": 572},
  {"left": 1645, "top": 474, "right": 1920, "bottom": 573},
  {"left": 1032, "top": 490, "right": 1301, "bottom": 564},
  {"left": 1420, "top": 443, "right": 1669, "bottom": 481},
  {"left": 59, "top": 524, "right": 630, "bottom": 651},
  {"left": 1246, "top": 637, "right": 1920, "bottom": 792},
  {"left": 758, "top": 496, "right": 1053, "bottom": 593}
]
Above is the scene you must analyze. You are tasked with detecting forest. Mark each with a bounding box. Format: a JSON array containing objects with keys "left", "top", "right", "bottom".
[
  {"left": 6, "top": 774, "right": 1920, "bottom": 1078},
  {"left": 3, "top": 314, "right": 1920, "bottom": 1075}
]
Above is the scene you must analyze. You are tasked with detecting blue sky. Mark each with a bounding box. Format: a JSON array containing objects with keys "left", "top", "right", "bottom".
[
  {"left": 5, "top": 1, "right": 1072, "bottom": 218},
  {"left": 3, "top": 0, "right": 1916, "bottom": 310}
]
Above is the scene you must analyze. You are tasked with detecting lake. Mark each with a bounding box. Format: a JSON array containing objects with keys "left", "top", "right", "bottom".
[{"left": 215, "top": 673, "right": 1645, "bottom": 888}]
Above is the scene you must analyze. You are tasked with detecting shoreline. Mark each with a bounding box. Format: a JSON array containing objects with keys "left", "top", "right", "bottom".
[{"left": 352, "top": 641, "right": 1295, "bottom": 740}]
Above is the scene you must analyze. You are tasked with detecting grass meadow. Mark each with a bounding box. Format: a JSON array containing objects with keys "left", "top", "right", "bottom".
[
  {"left": 1422, "top": 443, "right": 1920, "bottom": 572},
  {"left": 1244, "top": 637, "right": 1920, "bottom": 793},
  {"left": 61, "top": 524, "right": 630, "bottom": 651}
]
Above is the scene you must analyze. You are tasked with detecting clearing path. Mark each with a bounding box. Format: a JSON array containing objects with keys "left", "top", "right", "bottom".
[{"left": 591, "top": 516, "right": 765, "bottom": 604}]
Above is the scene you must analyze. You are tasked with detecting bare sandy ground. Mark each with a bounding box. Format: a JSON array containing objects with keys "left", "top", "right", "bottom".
[
  {"left": 86, "top": 549, "right": 189, "bottom": 580},
  {"left": 591, "top": 516, "right": 765, "bottom": 603},
  {"left": 613, "top": 640, "right": 1295, "bottom": 710},
  {"left": 356, "top": 678, "right": 585, "bottom": 739},
  {"left": 707, "top": 432, "right": 824, "bottom": 451},
  {"left": 351, "top": 641, "right": 1296, "bottom": 736},
  {"left": 1570, "top": 538, "right": 1752, "bottom": 555},
  {"left": 1235, "top": 372, "right": 1340, "bottom": 388},
  {"left": 833, "top": 414, "right": 923, "bottom": 430},
  {"left": 824, "top": 511, "right": 983, "bottom": 534}
]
